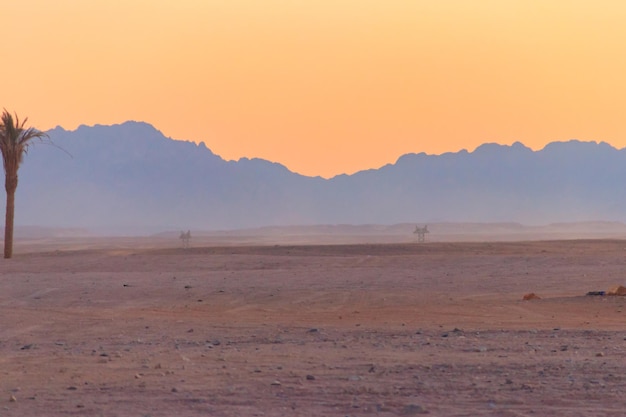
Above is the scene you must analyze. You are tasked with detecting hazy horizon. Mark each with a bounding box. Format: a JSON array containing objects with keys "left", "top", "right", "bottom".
[{"left": 5, "top": 122, "right": 626, "bottom": 235}]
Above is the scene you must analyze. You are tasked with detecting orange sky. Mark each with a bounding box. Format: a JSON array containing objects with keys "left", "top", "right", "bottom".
[{"left": 4, "top": 1, "right": 626, "bottom": 177}]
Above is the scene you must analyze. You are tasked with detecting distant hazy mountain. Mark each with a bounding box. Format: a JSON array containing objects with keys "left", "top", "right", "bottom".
[{"left": 10, "top": 121, "right": 626, "bottom": 233}]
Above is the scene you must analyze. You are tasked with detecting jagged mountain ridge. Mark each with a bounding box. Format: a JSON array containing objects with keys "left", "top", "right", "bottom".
[{"left": 12, "top": 121, "right": 626, "bottom": 233}]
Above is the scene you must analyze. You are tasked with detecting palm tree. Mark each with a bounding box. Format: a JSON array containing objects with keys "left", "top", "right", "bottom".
[{"left": 0, "top": 110, "right": 48, "bottom": 258}]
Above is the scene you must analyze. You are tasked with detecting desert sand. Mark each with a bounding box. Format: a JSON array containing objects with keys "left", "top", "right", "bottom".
[{"left": 2, "top": 235, "right": 626, "bottom": 416}]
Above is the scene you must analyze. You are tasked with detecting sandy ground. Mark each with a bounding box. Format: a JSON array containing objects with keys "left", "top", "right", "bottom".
[{"left": 2, "top": 238, "right": 626, "bottom": 416}]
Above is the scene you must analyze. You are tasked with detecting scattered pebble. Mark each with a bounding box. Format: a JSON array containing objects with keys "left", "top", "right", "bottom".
[
  {"left": 306, "top": 375, "right": 315, "bottom": 380},
  {"left": 402, "top": 403, "right": 428, "bottom": 415}
]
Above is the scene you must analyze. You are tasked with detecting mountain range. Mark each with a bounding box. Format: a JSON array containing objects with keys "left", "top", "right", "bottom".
[{"left": 9, "top": 121, "right": 626, "bottom": 234}]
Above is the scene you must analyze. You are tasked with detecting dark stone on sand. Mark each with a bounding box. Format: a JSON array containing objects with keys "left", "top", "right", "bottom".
[{"left": 402, "top": 403, "right": 428, "bottom": 414}]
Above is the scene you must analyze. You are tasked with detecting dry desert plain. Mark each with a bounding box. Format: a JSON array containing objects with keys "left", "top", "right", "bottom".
[{"left": 2, "top": 234, "right": 626, "bottom": 416}]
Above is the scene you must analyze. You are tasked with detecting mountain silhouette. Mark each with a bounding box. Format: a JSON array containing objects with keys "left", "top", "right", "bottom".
[{"left": 11, "top": 121, "right": 626, "bottom": 233}]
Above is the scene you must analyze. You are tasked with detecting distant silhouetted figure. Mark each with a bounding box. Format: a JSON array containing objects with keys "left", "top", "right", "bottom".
[
  {"left": 180, "top": 230, "right": 191, "bottom": 249},
  {"left": 413, "top": 225, "right": 429, "bottom": 243}
]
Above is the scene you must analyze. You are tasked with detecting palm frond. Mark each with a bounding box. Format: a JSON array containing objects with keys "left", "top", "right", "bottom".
[{"left": 0, "top": 109, "right": 49, "bottom": 175}]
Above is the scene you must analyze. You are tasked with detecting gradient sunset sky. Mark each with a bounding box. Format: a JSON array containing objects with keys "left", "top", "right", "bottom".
[{"left": 5, "top": 1, "right": 626, "bottom": 177}]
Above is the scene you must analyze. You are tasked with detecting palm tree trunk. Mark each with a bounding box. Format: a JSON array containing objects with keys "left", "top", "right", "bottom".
[{"left": 4, "top": 187, "right": 15, "bottom": 259}]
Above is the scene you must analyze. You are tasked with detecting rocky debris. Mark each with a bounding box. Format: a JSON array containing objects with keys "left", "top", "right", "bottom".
[
  {"left": 607, "top": 285, "right": 626, "bottom": 296},
  {"left": 523, "top": 293, "right": 541, "bottom": 300},
  {"left": 402, "top": 403, "right": 428, "bottom": 414}
]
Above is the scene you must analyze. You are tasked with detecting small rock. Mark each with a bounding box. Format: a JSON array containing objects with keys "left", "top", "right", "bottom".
[
  {"left": 9, "top": 395, "right": 17, "bottom": 402},
  {"left": 307, "top": 328, "right": 319, "bottom": 333},
  {"left": 522, "top": 293, "right": 541, "bottom": 301},
  {"left": 20, "top": 344, "right": 33, "bottom": 350},
  {"left": 596, "top": 352, "right": 605, "bottom": 357},
  {"left": 270, "top": 380, "right": 281, "bottom": 386},
  {"left": 306, "top": 375, "right": 315, "bottom": 380},
  {"left": 184, "top": 285, "right": 192, "bottom": 289},
  {"left": 171, "top": 387, "right": 179, "bottom": 393},
  {"left": 67, "top": 386, "right": 78, "bottom": 391},
  {"left": 402, "top": 403, "right": 428, "bottom": 414}
]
